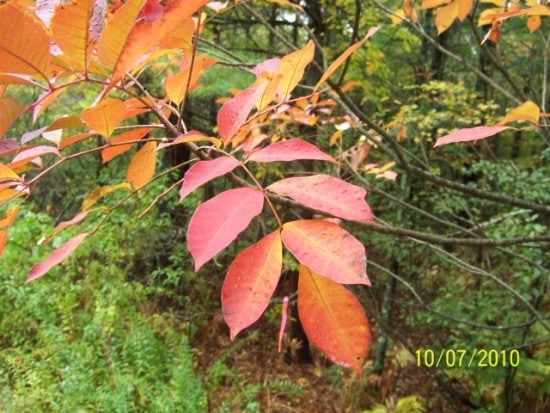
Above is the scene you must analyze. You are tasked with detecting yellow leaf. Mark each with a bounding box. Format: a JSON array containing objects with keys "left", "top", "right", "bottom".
[
  {"left": 527, "top": 5, "right": 550, "bottom": 16},
  {"left": 435, "top": 0, "right": 459, "bottom": 34},
  {"left": 498, "top": 101, "right": 540, "bottom": 125},
  {"left": 0, "top": 3, "right": 50, "bottom": 82},
  {"left": 81, "top": 183, "right": 131, "bottom": 211},
  {"left": 126, "top": 141, "right": 157, "bottom": 189},
  {"left": 81, "top": 98, "right": 127, "bottom": 138},
  {"left": 0, "top": 96, "right": 23, "bottom": 138},
  {"left": 315, "top": 27, "right": 378, "bottom": 92},
  {"left": 51, "top": 0, "right": 95, "bottom": 72},
  {"left": 457, "top": 0, "right": 472, "bottom": 20},
  {"left": 0, "top": 203, "right": 19, "bottom": 257},
  {"left": 279, "top": 40, "right": 315, "bottom": 99}
]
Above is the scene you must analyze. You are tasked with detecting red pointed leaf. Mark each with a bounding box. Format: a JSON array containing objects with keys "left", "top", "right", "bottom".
[
  {"left": 8, "top": 146, "right": 61, "bottom": 169},
  {"left": 247, "top": 138, "right": 335, "bottom": 163},
  {"left": 179, "top": 156, "right": 240, "bottom": 200},
  {"left": 222, "top": 230, "right": 283, "bottom": 340},
  {"left": 281, "top": 220, "right": 369, "bottom": 285},
  {"left": 27, "top": 233, "right": 89, "bottom": 282},
  {"left": 298, "top": 265, "right": 370, "bottom": 373},
  {"left": 434, "top": 125, "right": 510, "bottom": 147},
  {"left": 217, "top": 83, "right": 267, "bottom": 143},
  {"left": 267, "top": 175, "right": 372, "bottom": 223},
  {"left": 188, "top": 188, "right": 264, "bottom": 271}
]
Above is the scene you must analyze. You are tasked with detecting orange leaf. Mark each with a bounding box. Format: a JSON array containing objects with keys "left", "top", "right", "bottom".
[
  {"left": 82, "top": 98, "right": 127, "bottom": 138},
  {"left": 0, "top": 204, "right": 19, "bottom": 257},
  {"left": 0, "top": 3, "right": 51, "bottom": 82},
  {"left": 298, "top": 265, "right": 370, "bottom": 373},
  {"left": 526, "top": 15, "right": 541, "bottom": 32},
  {"left": 278, "top": 40, "right": 315, "bottom": 99},
  {"left": 435, "top": 0, "right": 459, "bottom": 34},
  {"left": 27, "top": 233, "right": 89, "bottom": 282},
  {"left": 221, "top": 230, "right": 283, "bottom": 340},
  {"left": 110, "top": 0, "right": 210, "bottom": 85},
  {"left": 315, "top": 27, "right": 378, "bottom": 91},
  {"left": 33, "top": 88, "right": 69, "bottom": 123},
  {"left": 126, "top": 141, "right": 157, "bottom": 189},
  {"left": 51, "top": 0, "right": 95, "bottom": 71},
  {"left": 457, "top": 0, "right": 472, "bottom": 20},
  {"left": 102, "top": 127, "right": 153, "bottom": 163},
  {"left": 421, "top": 0, "right": 452, "bottom": 9},
  {"left": 281, "top": 220, "right": 370, "bottom": 285},
  {"left": 96, "top": 0, "right": 147, "bottom": 71},
  {"left": 267, "top": 175, "right": 373, "bottom": 223},
  {"left": 0, "top": 96, "right": 23, "bottom": 138},
  {"left": 498, "top": 101, "right": 540, "bottom": 125}
]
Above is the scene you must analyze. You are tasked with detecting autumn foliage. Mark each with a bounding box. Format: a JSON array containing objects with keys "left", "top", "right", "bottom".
[{"left": 0, "top": 0, "right": 547, "bottom": 375}]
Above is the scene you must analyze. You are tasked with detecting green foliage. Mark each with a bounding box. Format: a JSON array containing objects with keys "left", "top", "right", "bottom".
[{"left": 0, "top": 206, "right": 207, "bottom": 412}]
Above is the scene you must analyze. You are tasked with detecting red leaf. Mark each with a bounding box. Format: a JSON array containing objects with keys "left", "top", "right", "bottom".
[
  {"left": 179, "top": 156, "right": 241, "bottom": 200},
  {"left": 247, "top": 138, "right": 335, "bottom": 163},
  {"left": 434, "top": 125, "right": 510, "bottom": 147},
  {"left": 8, "top": 146, "right": 61, "bottom": 169},
  {"left": 188, "top": 187, "right": 264, "bottom": 271},
  {"left": 298, "top": 264, "right": 370, "bottom": 373},
  {"left": 281, "top": 220, "right": 369, "bottom": 285},
  {"left": 267, "top": 175, "right": 372, "bottom": 223},
  {"left": 217, "top": 83, "right": 267, "bottom": 143},
  {"left": 221, "top": 230, "right": 283, "bottom": 340},
  {"left": 27, "top": 233, "right": 89, "bottom": 282}
]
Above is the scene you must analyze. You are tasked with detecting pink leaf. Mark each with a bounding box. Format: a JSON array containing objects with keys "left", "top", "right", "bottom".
[
  {"left": 52, "top": 211, "right": 90, "bottom": 235},
  {"left": 221, "top": 230, "right": 283, "bottom": 340},
  {"left": 217, "top": 83, "right": 267, "bottom": 143},
  {"left": 8, "top": 146, "right": 61, "bottom": 169},
  {"left": 247, "top": 138, "right": 335, "bottom": 163},
  {"left": 434, "top": 125, "right": 510, "bottom": 147},
  {"left": 27, "top": 233, "right": 89, "bottom": 282},
  {"left": 179, "top": 156, "right": 241, "bottom": 200},
  {"left": 278, "top": 296, "right": 289, "bottom": 353},
  {"left": 281, "top": 220, "right": 369, "bottom": 285},
  {"left": 188, "top": 187, "right": 264, "bottom": 271},
  {"left": 251, "top": 57, "right": 280, "bottom": 77},
  {"left": 267, "top": 174, "right": 372, "bottom": 223}
]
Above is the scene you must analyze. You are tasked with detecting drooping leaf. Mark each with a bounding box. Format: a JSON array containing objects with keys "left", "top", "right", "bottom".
[
  {"left": 126, "top": 141, "right": 157, "bottom": 189},
  {"left": 278, "top": 296, "right": 289, "bottom": 352},
  {"left": 221, "top": 230, "right": 283, "bottom": 340},
  {"left": 8, "top": 146, "right": 61, "bottom": 170},
  {"left": 315, "top": 27, "right": 378, "bottom": 91},
  {"left": 164, "top": 55, "right": 216, "bottom": 105},
  {"left": 27, "top": 233, "right": 89, "bottom": 282},
  {"left": 0, "top": 3, "right": 51, "bottom": 82},
  {"left": 281, "top": 220, "right": 369, "bottom": 285},
  {"left": 0, "top": 96, "right": 23, "bottom": 138},
  {"left": 179, "top": 156, "right": 240, "bottom": 200},
  {"left": 298, "top": 264, "right": 370, "bottom": 373},
  {"left": 278, "top": 40, "right": 315, "bottom": 99},
  {"left": 435, "top": 0, "right": 459, "bottom": 34},
  {"left": 81, "top": 183, "right": 131, "bottom": 210},
  {"left": 217, "top": 83, "right": 268, "bottom": 143},
  {"left": 0, "top": 203, "right": 19, "bottom": 257},
  {"left": 267, "top": 175, "right": 372, "bottom": 223},
  {"left": 247, "top": 138, "right": 335, "bottom": 163},
  {"left": 82, "top": 98, "right": 127, "bottom": 138},
  {"left": 101, "top": 127, "right": 153, "bottom": 163},
  {"left": 434, "top": 125, "right": 510, "bottom": 147},
  {"left": 498, "top": 100, "right": 540, "bottom": 125},
  {"left": 188, "top": 187, "right": 264, "bottom": 271},
  {"left": 96, "top": 0, "right": 146, "bottom": 71}
]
